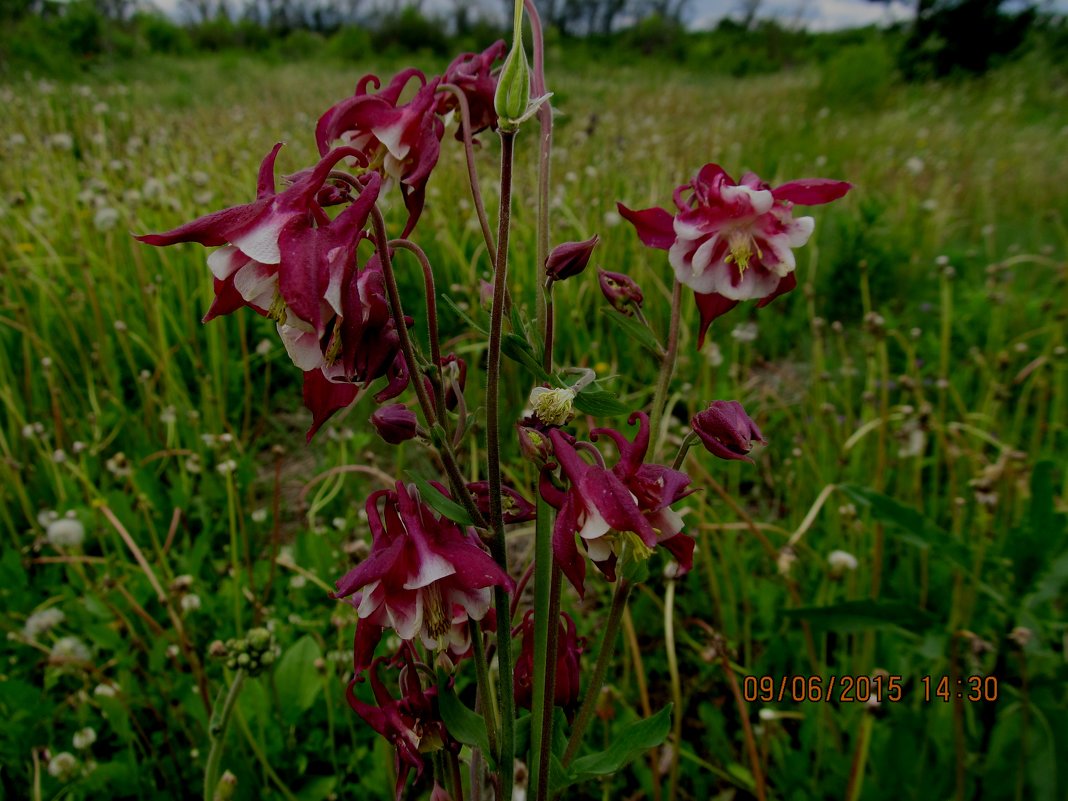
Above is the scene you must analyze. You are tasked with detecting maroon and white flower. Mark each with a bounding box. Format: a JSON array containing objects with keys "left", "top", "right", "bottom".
[
  {"left": 540, "top": 412, "right": 694, "bottom": 594},
  {"left": 513, "top": 610, "right": 584, "bottom": 711},
  {"left": 316, "top": 69, "right": 444, "bottom": 235},
  {"left": 345, "top": 650, "right": 448, "bottom": 800},
  {"left": 335, "top": 482, "right": 514, "bottom": 671},
  {"left": 437, "top": 41, "right": 507, "bottom": 136},
  {"left": 619, "top": 164, "right": 851, "bottom": 345}
]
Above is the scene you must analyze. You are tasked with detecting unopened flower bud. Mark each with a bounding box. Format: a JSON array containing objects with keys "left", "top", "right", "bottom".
[
  {"left": 516, "top": 423, "right": 552, "bottom": 467},
  {"left": 691, "top": 400, "right": 766, "bottom": 463},
  {"left": 370, "top": 404, "right": 418, "bottom": 445},
  {"left": 597, "top": 269, "right": 644, "bottom": 314},
  {"left": 494, "top": 39, "right": 530, "bottom": 131},
  {"left": 546, "top": 235, "right": 599, "bottom": 282}
]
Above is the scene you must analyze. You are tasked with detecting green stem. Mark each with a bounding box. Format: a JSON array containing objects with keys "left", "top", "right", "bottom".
[
  {"left": 204, "top": 670, "right": 246, "bottom": 801},
  {"left": 487, "top": 129, "right": 518, "bottom": 801},
  {"left": 530, "top": 500, "right": 561, "bottom": 801},
  {"left": 649, "top": 281, "right": 683, "bottom": 460},
  {"left": 562, "top": 579, "right": 632, "bottom": 767},
  {"left": 469, "top": 617, "right": 500, "bottom": 760}
]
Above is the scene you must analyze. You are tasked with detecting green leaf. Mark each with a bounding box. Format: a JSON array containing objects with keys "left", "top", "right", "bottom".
[
  {"left": 573, "top": 388, "right": 629, "bottom": 417},
  {"left": 441, "top": 294, "right": 488, "bottom": 336},
  {"left": 783, "top": 600, "right": 936, "bottom": 633},
  {"left": 296, "top": 776, "right": 338, "bottom": 801},
  {"left": 437, "top": 675, "right": 491, "bottom": 761},
  {"left": 274, "top": 635, "right": 323, "bottom": 724},
  {"left": 502, "top": 333, "right": 553, "bottom": 382},
  {"left": 407, "top": 475, "right": 474, "bottom": 526},
  {"left": 563, "top": 705, "right": 673, "bottom": 786},
  {"left": 600, "top": 308, "right": 662, "bottom": 355}
]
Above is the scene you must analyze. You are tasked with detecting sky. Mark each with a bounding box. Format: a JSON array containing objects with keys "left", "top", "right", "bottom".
[{"left": 151, "top": 0, "right": 1060, "bottom": 33}]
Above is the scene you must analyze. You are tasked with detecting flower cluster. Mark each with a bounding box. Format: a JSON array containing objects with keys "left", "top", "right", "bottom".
[{"left": 138, "top": 44, "right": 507, "bottom": 438}]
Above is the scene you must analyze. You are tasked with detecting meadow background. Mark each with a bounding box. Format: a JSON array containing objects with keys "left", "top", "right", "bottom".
[{"left": 1, "top": 4, "right": 1067, "bottom": 800}]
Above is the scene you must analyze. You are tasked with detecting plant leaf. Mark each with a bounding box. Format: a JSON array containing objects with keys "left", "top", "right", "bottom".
[
  {"left": 573, "top": 387, "right": 629, "bottom": 417},
  {"left": 600, "top": 308, "right": 662, "bottom": 355},
  {"left": 407, "top": 475, "right": 474, "bottom": 526},
  {"left": 437, "top": 674, "right": 492, "bottom": 762},
  {"left": 274, "top": 635, "right": 323, "bottom": 724},
  {"left": 502, "top": 333, "right": 553, "bottom": 382},
  {"left": 564, "top": 705, "right": 673, "bottom": 785},
  {"left": 783, "top": 600, "right": 936, "bottom": 633}
]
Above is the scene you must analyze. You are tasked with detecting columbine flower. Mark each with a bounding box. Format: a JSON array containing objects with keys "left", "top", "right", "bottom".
[
  {"left": 691, "top": 400, "right": 766, "bottom": 463},
  {"left": 437, "top": 41, "right": 508, "bottom": 136},
  {"left": 545, "top": 235, "right": 599, "bottom": 283},
  {"left": 334, "top": 482, "right": 513, "bottom": 672},
  {"left": 540, "top": 412, "right": 694, "bottom": 594},
  {"left": 619, "top": 164, "right": 851, "bottom": 345},
  {"left": 345, "top": 651, "right": 449, "bottom": 800},
  {"left": 597, "top": 269, "right": 644, "bottom": 315},
  {"left": 316, "top": 69, "right": 444, "bottom": 235},
  {"left": 513, "top": 610, "right": 584, "bottom": 712}
]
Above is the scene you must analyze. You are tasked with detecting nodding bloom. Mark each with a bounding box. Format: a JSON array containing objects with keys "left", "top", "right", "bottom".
[
  {"left": 371, "top": 403, "right": 419, "bottom": 444},
  {"left": 316, "top": 69, "right": 444, "bottom": 236},
  {"left": 335, "top": 482, "right": 514, "bottom": 673},
  {"left": 437, "top": 41, "right": 508, "bottom": 136},
  {"left": 345, "top": 650, "right": 450, "bottom": 801},
  {"left": 466, "top": 481, "right": 536, "bottom": 525},
  {"left": 691, "top": 400, "right": 766, "bottom": 463},
  {"left": 540, "top": 412, "right": 695, "bottom": 594},
  {"left": 513, "top": 610, "right": 584, "bottom": 712},
  {"left": 619, "top": 164, "right": 851, "bottom": 346},
  {"left": 136, "top": 144, "right": 406, "bottom": 439},
  {"left": 597, "top": 269, "right": 644, "bottom": 315}
]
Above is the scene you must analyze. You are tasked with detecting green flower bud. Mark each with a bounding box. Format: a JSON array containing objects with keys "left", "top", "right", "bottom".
[
  {"left": 494, "top": 42, "right": 530, "bottom": 132},
  {"left": 247, "top": 627, "right": 271, "bottom": 652}
]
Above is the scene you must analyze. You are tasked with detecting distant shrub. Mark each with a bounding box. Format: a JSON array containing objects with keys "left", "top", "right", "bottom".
[
  {"left": 371, "top": 6, "right": 449, "bottom": 56},
  {"left": 271, "top": 29, "right": 325, "bottom": 61},
  {"left": 327, "top": 25, "right": 372, "bottom": 61},
  {"left": 817, "top": 41, "right": 895, "bottom": 108},
  {"left": 139, "top": 13, "right": 193, "bottom": 55},
  {"left": 619, "top": 13, "right": 686, "bottom": 60},
  {"left": 900, "top": 0, "right": 1036, "bottom": 79}
]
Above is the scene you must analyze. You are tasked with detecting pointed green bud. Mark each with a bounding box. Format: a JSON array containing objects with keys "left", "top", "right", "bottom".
[{"left": 495, "top": 40, "right": 530, "bottom": 132}]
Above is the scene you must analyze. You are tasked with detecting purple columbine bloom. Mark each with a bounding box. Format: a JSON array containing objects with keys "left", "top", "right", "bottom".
[
  {"left": 437, "top": 40, "right": 508, "bottom": 137},
  {"left": 540, "top": 412, "right": 695, "bottom": 595},
  {"left": 513, "top": 610, "right": 584, "bottom": 712},
  {"left": 335, "top": 482, "right": 513, "bottom": 672},
  {"left": 619, "top": 164, "right": 851, "bottom": 346},
  {"left": 691, "top": 400, "right": 766, "bottom": 463}
]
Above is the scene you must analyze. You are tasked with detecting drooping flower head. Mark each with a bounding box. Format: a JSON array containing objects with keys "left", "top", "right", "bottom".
[
  {"left": 619, "top": 165, "right": 851, "bottom": 346},
  {"left": 540, "top": 412, "right": 695, "bottom": 594},
  {"left": 437, "top": 41, "right": 508, "bottom": 136},
  {"left": 316, "top": 69, "right": 444, "bottom": 236},
  {"left": 513, "top": 610, "right": 584, "bottom": 712},
  {"left": 335, "top": 482, "right": 514, "bottom": 673},
  {"left": 345, "top": 649, "right": 449, "bottom": 800},
  {"left": 691, "top": 400, "right": 766, "bottom": 463},
  {"left": 597, "top": 269, "right": 644, "bottom": 315}
]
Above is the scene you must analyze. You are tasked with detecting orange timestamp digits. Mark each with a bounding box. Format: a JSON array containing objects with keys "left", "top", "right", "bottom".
[{"left": 742, "top": 674, "right": 904, "bottom": 704}]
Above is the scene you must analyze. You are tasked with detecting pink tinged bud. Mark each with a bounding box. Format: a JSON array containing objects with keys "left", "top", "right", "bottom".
[
  {"left": 691, "top": 400, "right": 766, "bottom": 463},
  {"left": 514, "top": 610, "right": 584, "bottom": 711},
  {"left": 546, "top": 235, "right": 599, "bottom": 282},
  {"left": 516, "top": 423, "right": 553, "bottom": 468},
  {"left": 371, "top": 404, "right": 418, "bottom": 444},
  {"left": 597, "top": 269, "right": 644, "bottom": 315}
]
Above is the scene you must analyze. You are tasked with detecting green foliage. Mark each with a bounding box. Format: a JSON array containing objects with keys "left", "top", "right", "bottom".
[{"left": 817, "top": 40, "right": 896, "bottom": 108}]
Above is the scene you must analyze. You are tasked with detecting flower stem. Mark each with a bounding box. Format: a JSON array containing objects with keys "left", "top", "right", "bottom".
[
  {"left": 469, "top": 617, "right": 499, "bottom": 760},
  {"left": 370, "top": 207, "right": 486, "bottom": 530},
  {"left": 487, "top": 129, "right": 518, "bottom": 801},
  {"left": 529, "top": 502, "right": 561, "bottom": 801},
  {"left": 562, "top": 579, "right": 632, "bottom": 767},
  {"left": 438, "top": 83, "right": 497, "bottom": 266},
  {"left": 525, "top": 0, "right": 553, "bottom": 364},
  {"left": 203, "top": 669, "right": 245, "bottom": 801},
  {"left": 649, "top": 280, "right": 683, "bottom": 460}
]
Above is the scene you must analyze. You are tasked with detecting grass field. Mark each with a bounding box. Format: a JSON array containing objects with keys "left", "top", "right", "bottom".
[{"left": 1, "top": 47, "right": 1067, "bottom": 801}]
